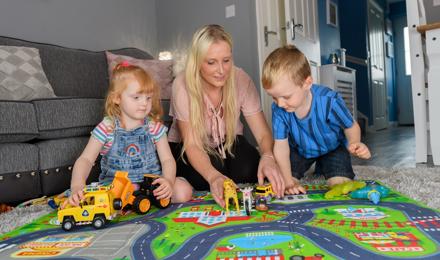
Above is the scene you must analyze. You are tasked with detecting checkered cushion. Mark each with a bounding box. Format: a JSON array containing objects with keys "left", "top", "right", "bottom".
[{"left": 0, "top": 46, "right": 56, "bottom": 100}]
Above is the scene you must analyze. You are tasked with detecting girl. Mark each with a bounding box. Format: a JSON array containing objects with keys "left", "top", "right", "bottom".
[{"left": 67, "top": 62, "right": 193, "bottom": 206}]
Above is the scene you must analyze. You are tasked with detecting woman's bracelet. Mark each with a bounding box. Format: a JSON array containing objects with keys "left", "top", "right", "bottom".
[{"left": 261, "top": 154, "right": 275, "bottom": 160}]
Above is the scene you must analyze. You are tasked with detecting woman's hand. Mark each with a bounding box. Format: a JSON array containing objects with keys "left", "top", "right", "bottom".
[
  {"left": 153, "top": 177, "right": 174, "bottom": 200},
  {"left": 209, "top": 174, "right": 228, "bottom": 208},
  {"left": 257, "top": 155, "right": 285, "bottom": 198},
  {"left": 284, "top": 176, "right": 306, "bottom": 195}
]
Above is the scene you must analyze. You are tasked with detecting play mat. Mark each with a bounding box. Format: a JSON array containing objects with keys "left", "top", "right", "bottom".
[{"left": 0, "top": 180, "right": 439, "bottom": 259}]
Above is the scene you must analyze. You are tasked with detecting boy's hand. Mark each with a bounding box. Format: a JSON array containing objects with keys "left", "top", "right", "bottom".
[
  {"left": 284, "top": 176, "right": 306, "bottom": 195},
  {"left": 64, "top": 186, "right": 85, "bottom": 208},
  {"left": 152, "top": 177, "right": 173, "bottom": 200},
  {"left": 348, "top": 142, "right": 371, "bottom": 159},
  {"left": 257, "top": 155, "right": 285, "bottom": 198}
]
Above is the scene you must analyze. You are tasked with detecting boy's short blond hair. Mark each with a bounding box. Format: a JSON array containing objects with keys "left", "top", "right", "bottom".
[{"left": 262, "top": 45, "right": 311, "bottom": 89}]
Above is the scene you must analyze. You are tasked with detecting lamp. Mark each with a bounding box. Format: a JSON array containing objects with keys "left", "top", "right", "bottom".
[{"left": 158, "top": 51, "right": 173, "bottom": 61}]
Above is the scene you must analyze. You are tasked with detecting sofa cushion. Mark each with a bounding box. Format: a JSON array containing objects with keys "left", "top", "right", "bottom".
[
  {"left": 0, "top": 45, "right": 56, "bottom": 101},
  {"left": 0, "top": 101, "right": 39, "bottom": 143},
  {"left": 0, "top": 36, "right": 153, "bottom": 98},
  {"left": 106, "top": 51, "right": 174, "bottom": 100},
  {"left": 33, "top": 97, "right": 104, "bottom": 139},
  {"left": 0, "top": 143, "right": 41, "bottom": 204},
  {"left": 38, "top": 137, "right": 100, "bottom": 196}
]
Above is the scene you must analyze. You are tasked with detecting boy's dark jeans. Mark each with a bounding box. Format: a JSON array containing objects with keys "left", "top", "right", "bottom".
[{"left": 290, "top": 145, "right": 355, "bottom": 180}]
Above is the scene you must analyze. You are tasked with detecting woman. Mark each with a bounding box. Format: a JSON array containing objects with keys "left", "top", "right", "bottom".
[{"left": 168, "top": 24, "right": 284, "bottom": 207}]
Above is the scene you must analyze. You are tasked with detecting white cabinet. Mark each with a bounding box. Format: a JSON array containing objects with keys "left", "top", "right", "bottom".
[{"left": 319, "top": 64, "right": 357, "bottom": 120}]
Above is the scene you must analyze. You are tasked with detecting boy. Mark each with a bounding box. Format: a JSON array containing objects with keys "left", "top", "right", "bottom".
[{"left": 262, "top": 45, "right": 371, "bottom": 195}]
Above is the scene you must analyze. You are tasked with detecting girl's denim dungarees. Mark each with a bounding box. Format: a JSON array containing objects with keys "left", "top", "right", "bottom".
[{"left": 100, "top": 118, "right": 161, "bottom": 183}]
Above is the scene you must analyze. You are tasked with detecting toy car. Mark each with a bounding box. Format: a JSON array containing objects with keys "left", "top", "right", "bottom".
[
  {"left": 255, "top": 183, "right": 275, "bottom": 201},
  {"left": 58, "top": 184, "right": 125, "bottom": 231},
  {"left": 137, "top": 174, "right": 171, "bottom": 210}
]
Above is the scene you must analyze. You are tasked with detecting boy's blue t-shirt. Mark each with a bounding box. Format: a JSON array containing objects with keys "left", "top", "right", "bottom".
[{"left": 272, "top": 84, "right": 354, "bottom": 159}]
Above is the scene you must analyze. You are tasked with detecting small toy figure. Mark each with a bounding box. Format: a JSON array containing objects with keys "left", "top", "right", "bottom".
[
  {"left": 255, "top": 197, "right": 268, "bottom": 211},
  {"left": 240, "top": 186, "right": 253, "bottom": 216},
  {"left": 223, "top": 179, "right": 240, "bottom": 215},
  {"left": 324, "top": 181, "right": 366, "bottom": 199},
  {"left": 350, "top": 184, "right": 390, "bottom": 204}
]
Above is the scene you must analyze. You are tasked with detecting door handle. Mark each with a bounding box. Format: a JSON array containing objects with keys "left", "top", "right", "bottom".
[
  {"left": 264, "top": 26, "right": 277, "bottom": 46},
  {"left": 287, "top": 18, "right": 303, "bottom": 40}
]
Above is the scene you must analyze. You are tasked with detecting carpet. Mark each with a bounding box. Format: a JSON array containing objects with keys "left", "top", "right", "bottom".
[
  {"left": 1, "top": 165, "right": 439, "bottom": 236},
  {"left": 301, "top": 165, "right": 440, "bottom": 210},
  {"left": 1, "top": 166, "right": 440, "bottom": 259}
]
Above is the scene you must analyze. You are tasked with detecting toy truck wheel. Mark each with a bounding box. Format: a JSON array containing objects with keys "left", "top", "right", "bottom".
[
  {"left": 134, "top": 195, "right": 151, "bottom": 214},
  {"left": 92, "top": 215, "right": 106, "bottom": 229},
  {"left": 154, "top": 197, "right": 171, "bottom": 209},
  {"left": 113, "top": 198, "right": 123, "bottom": 210},
  {"left": 62, "top": 217, "right": 75, "bottom": 231}
]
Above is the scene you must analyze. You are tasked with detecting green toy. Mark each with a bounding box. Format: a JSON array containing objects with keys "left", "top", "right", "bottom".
[{"left": 324, "top": 181, "right": 366, "bottom": 199}]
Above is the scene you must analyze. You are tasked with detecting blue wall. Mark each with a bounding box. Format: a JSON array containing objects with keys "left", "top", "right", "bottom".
[
  {"left": 389, "top": 1, "right": 413, "bottom": 125},
  {"left": 385, "top": 30, "right": 397, "bottom": 123},
  {"left": 339, "top": 0, "right": 371, "bottom": 123},
  {"left": 385, "top": 1, "right": 408, "bottom": 123},
  {"left": 336, "top": 0, "right": 399, "bottom": 125},
  {"left": 318, "top": 0, "right": 341, "bottom": 65}
]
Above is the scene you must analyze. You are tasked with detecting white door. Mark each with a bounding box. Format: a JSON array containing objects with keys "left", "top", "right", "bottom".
[
  {"left": 256, "top": 0, "right": 286, "bottom": 126},
  {"left": 368, "top": 1, "right": 388, "bottom": 130},
  {"left": 284, "top": 0, "right": 321, "bottom": 83},
  {"left": 256, "top": 0, "right": 320, "bottom": 125}
]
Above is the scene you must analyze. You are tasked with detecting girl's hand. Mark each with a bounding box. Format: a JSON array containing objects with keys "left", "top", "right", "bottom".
[
  {"left": 257, "top": 155, "right": 285, "bottom": 198},
  {"left": 348, "top": 142, "right": 371, "bottom": 159},
  {"left": 284, "top": 176, "right": 306, "bottom": 195},
  {"left": 152, "top": 177, "right": 173, "bottom": 200},
  {"left": 63, "top": 185, "right": 85, "bottom": 208},
  {"left": 209, "top": 174, "right": 228, "bottom": 208}
]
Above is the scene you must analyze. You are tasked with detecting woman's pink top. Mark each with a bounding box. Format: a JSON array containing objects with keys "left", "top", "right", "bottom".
[{"left": 168, "top": 67, "right": 262, "bottom": 152}]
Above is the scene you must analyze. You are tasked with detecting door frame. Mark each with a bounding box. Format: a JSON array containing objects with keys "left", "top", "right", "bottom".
[{"left": 255, "top": 0, "right": 285, "bottom": 125}]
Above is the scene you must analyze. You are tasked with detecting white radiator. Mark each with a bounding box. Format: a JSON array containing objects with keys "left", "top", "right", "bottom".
[{"left": 319, "top": 64, "right": 357, "bottom": 120}]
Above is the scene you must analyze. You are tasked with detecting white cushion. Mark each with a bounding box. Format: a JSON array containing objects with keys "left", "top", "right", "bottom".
[{"left": 0, "top": 46, "right": 56, "bottom": 100}]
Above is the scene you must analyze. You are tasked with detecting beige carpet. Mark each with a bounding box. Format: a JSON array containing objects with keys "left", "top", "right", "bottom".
[
  {"left": 353, "top": 165, "right": 440, "bottom": 209},
  {"left": 303, "top": 165, "right": 440, "bottom": 209},
  {"left": 1, "top": 165, "right": 439, "bottom": 236}
]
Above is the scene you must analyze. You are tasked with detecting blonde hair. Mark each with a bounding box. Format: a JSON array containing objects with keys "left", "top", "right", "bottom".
[
  {"left": 105, "top": 64, "right": 163, "bottom": 124},
  {"left": 184, "top": 24, "right": 237, "bottom": 157},
  {"left": 262, "top": 45, "right": 311, "bottom": 89}
]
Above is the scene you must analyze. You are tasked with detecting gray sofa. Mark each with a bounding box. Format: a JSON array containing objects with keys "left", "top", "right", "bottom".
[{"left": 0, "top": 36, "right": 169, "bottom": 205}]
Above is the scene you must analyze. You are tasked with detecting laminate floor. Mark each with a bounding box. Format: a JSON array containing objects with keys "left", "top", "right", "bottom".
[{"left": 351, "top": 126, "right": 417, "bottom": 168}]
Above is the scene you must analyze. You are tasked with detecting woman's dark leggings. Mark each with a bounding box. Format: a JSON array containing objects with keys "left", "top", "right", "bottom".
[{"left": 169, "top": 135, "right": 259, "bottom": 191}]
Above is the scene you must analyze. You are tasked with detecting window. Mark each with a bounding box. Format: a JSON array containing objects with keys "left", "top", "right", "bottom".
[{"left": 404, "top": 27, "right": 411, "bottom": 75}]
